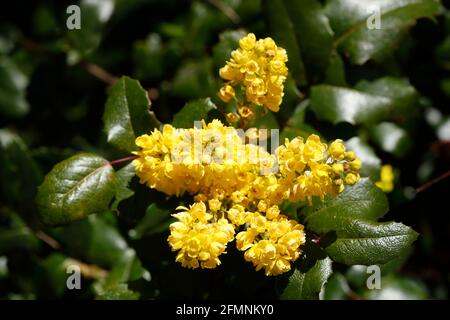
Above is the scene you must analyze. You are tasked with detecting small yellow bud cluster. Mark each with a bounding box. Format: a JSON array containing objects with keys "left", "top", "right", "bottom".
[
  {"left": 219, "top": 33, "right": 288, "bottom": 113},
  {"left": 276, "top": 136, "right": 361, "bottom": 204},
  {"left": 133, "top": 121, "right": 362, "bottom": 275}
]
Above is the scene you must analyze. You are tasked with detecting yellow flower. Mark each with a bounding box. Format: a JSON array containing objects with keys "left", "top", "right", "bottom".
[
  {"left": 219, "top": 33, "right": 288, "bottom": 112},
  {"left": 168, "top": 202, "right": 235, "bottom": 269},
  {"left": 218, "top": 84, "right": 235, "bottom": 103},
  {"left": 329, "top": 139, "right": 346, "bottom": 160},
  {"left": 375, "top": 165, "right": 394, "bottom": 193},
  {"left": 237, "top": 215, "right": 306, "bottom": 276}
]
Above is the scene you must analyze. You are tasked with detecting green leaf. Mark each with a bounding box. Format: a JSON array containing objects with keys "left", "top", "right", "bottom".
[
  {"left": 322, "top": 272, "right": 352, "bottom": 300},
  {"left": 93, "top": 248, "right": 150, "bottom": 295},
  {"left": 0, "top": 208, "right": 39, "bottom": 254},
  {"left": 369, "top": 122, "right": 412, "bottom": 157},
  {"left": 172, "top": 98, "right": 217, "bottom": 128},
  {"left": 327, "top": 0, "right": 440, "bottom": 64},
  {"left": 66, "top": 0, "right": 115, "bottom": 58},
  {"left": 0, "top": 57, "right": 29, "bottom": 118},
  {"left": 103, "top": 76, "right": 160, "bottom": 152},
  {"left": 345, "top": 137, "right": 381, "bottom": 180},
  {"left": 345, "top": 247, "right": 412, "bottom": 288},
  {"left": 282, "top": 100, "right": 320, "bottom": 141},
  {"left": 280, "top": 254, "right": 332, "bottom": 300},
  {"left": 96, "top": 283, "right": 140, "bottom": 300},
  {"left": 286, "top": 101, "right": 309, "bottom": 129},
  {"left": 325, "top": 220, "right": 418, "bottom": 265},
  {"left": 310, "top": 85, "right": 391, "bottom": 125},
  {"left": 282, "top": 0, "right": 334, "bottom": 81},
  {"left": 111, "top": 163, "right": 136, "bottom": 212},
  {"left": 355, "top": 77, "right": 419, "bottom": 119},
  {"left": 302, "top": 178, "right": 418, "bottom": 265},
  {"left": 37, "top": 253, "right": 68, "bottom": 298},
  {"left": 171, "top": 59, "right": 216, "bottom": 99},
  {"left": 264, "top": 0, "right": 307, "bottom": 85},
  {"left": 129, "top": 203, "right": 172, "bottom": 239},
  {"left": 324, "top": 52, "right": 346, "bottom": 86},
  {"left": 133, "top": 33, "right": 164, "bottom": 82},
  {"left": 311, "top": 77, "right": 420, "bottom": 125},
  {"left": 363, "top": 275, "right": 428, "bottom": 300},
  {"left": 265, "top": 0, "right": 334, "bottom": 83},
  {"left": 213, "top": 29, "right": 247, "bottom": 70},
  {"left": 52, "top": 214, "right": 128, "bottom": 268},
  {"left": 0, "top": 129, "right": 42, "bottom": 210},
  {"left": 36, "top": 153, "right": 116, "bottom": 226},
  {"left": 304, "top": 179, "right": 388, "bottom": 230}
]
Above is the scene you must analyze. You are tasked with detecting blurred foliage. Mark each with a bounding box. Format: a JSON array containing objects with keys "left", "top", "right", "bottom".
[{"left": 0, "top": 0, "right": 449, "bottom": 300}]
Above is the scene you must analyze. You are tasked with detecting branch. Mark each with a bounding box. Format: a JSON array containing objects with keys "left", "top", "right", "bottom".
[
  {"left": 416, "top": 169, "right": 450, "bottom": 193},
  {"left": 109, "top": 155, "right": 139, "bottom": 166},
  {"left": 79, "top": 60, "right": 118, "bottom": 86},
  {"left": 208, "top": 0, "right": 241, "bottom": 24}
]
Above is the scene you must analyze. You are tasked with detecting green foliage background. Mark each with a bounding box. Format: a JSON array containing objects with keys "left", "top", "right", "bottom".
[{"left": 0, "top": 0, "right": 449, "bottom": 300}]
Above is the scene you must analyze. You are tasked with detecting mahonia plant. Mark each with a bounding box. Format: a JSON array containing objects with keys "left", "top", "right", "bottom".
[
  {"left": 132, "top": 34, "right": 361, "bottom": 276},
  {"left": 36, "top": 33, "right": 417, "bottom": 288}
]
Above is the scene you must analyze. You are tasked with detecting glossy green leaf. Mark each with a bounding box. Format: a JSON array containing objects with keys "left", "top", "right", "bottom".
[
  {"left": 172, "top": 98, "right": 217, "bottom": 128},
  {"left": 66, "top": 0, "right": 115, "bottom": 58},
  {"left": 111, "top": 163, "right": 136, "bottom": 212},
  {"left": 103, "top": 76, "right": 160, "bottom": 152},
  {"left": 0, "top": 57, "right": 29, "bottom": 118},
  {"left": 302, "top": 178, "right": 418, "bottom": 265},
  {"left": 324, "top": 51, "right": 346, "bottom": 86},
  {"left": 355, "top": 77, "right": 419, "bottom": 118},
  {"left": 0, "top": 129, "right": 42, "bottom": 210},
  {"left": 265, "top": 0, "right": 334, "bottom": 83},
  {"left": 36, "top": 153, "right": 116, "bottom": 226},
  {"left": 129, "top": 203, "right": 172, "bottom": 239},
  {"left": 264, "top": 0, "right": 307, "bottom": 85},
  {"left": 280, "top": 255, "right": 332, "bottom": 300},
  {"left": 322, "top": 272, "right": 352, "bottom": 300},
  {"left": 345, "top": 137, "right": 381, "bottom": 180},
  {"left": 310, "top": 85, "right": 391, "bottom": 125},
  {"left": 52, "top": 214, "right": 128, "bottom": 268},
  {"left": 370, "top": 122, "right": 412, "bottom": 157},
  {"left": 327, "top": 0, "right": 440, "bottom": 64}
]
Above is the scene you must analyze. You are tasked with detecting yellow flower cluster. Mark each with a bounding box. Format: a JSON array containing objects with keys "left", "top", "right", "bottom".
[
  {"left": 168, "top": 202, "right": 235, "bottom": 269},
  {"left": 277, "top": 136, "right": 361, "bottom": 204},
  {"left": 133, "top": 121, "right": 362, "bottom": 275},
  {"left": 235, "top": 212, "right": 306, "bottom": 276},
  {"left": 218, "top": 33, "right": 288, "bottom": 112},
  {"left": 132, "top": 119, "right": 270, "bottom": 198}
]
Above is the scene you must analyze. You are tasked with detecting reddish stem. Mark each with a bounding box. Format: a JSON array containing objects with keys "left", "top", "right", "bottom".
[
  {"left": 416, "top": 169, "right": 450, "bottom": 193},
  {"left": 109, "top": 155, "right": 139, "bottom": 166}
]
